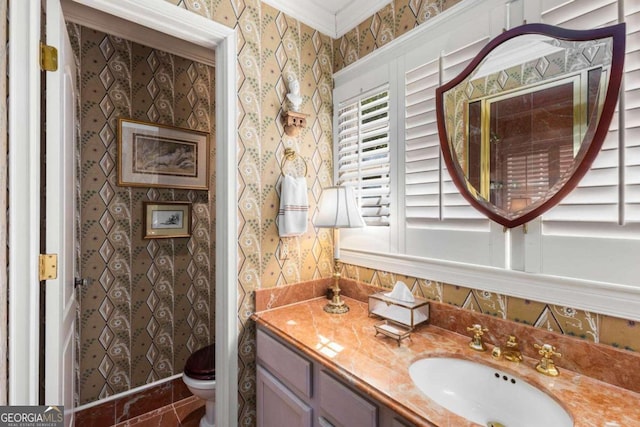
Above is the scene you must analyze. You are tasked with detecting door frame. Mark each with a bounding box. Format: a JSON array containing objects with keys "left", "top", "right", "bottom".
[{"left": 7, "top": 1, "right": 238, "bottom": 426}]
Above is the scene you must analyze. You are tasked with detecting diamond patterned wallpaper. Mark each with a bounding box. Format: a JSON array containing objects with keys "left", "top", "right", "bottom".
[
  {"left": 333, "top": 0, "right": 463, "bottom": 71},
  {"left": 70, "top": 25, "right": 216, "bottom": 404}
]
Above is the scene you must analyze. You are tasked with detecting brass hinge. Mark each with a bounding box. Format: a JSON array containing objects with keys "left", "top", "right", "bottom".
[
  {"left": 40, "top": 42, "right": 58, "bottom": 72},
  {"left": 39, "top": 254, "right": 58, "bottom": 281}
]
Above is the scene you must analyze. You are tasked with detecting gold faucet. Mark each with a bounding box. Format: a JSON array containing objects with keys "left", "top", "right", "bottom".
[
  {"left": 534, "top": 343, "right": 561, "bottom": 376},
  {"left": 466, "top": 324, "right": 488, "bottom": 351},
  {"left": 502, "top": 335, "right": 523, "bottom": 362}
]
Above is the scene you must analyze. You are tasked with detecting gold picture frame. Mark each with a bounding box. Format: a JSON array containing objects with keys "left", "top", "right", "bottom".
[
  {"left": 143, "top": 202, "right": 192, "bottom": 239},
  {"left": 118, "top": 118, "right": 209, "bottom": 190}
]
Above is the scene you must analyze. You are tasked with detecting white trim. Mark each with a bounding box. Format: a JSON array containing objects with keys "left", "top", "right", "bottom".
[
  {"left": 214, "top": 31, "right": 239, "bottom": 427},
  {"left": 8, "top": 0, "right": 41, "bottom": 405},
  {"left": 61, "top": 0, "right": 215, "bottom": 67},
  {"left": 341, "top": 249, "right": 640, "bottom": 322},
  {"left": 69, "top": 0, "right": 226, "bottom": 47},
  {"left": 9, "top": 1, "right": 239, "bottom": 424}
]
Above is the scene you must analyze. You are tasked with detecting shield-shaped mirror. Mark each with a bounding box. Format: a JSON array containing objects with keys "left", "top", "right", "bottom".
[{"left": 436, "top": 23, "right": 626, "bottom": 228}]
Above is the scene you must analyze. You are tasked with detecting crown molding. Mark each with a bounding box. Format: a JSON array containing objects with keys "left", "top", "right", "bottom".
[{"left": 262, "top": 0, "right": 393, "bottom": 38}]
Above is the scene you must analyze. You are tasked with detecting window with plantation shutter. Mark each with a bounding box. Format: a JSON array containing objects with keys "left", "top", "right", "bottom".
[
  {"left": 333, "top": 0, "right": 639, "bottom": 309},
  {"left": 337, "top": 88, "right": 391, "bottom": 226}
]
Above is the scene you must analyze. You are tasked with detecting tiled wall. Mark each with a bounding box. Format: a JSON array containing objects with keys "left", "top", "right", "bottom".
[
  {"left": 70, "top": 25, "right": 216, "bottom": 404},
  {"left": 341, "top": 263, "right": 639, "bottom": 352}
]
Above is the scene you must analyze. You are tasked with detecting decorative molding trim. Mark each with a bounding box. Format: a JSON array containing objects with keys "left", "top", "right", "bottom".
[
  {"left": 262, "top": 0, "right": 334, "bottom": 36},
  {"left": 262, "top": 0, "right": 393, "bottom": 38},
  {"left": 215, "top": 30, "right": 239, "bottom": 427},
  {"left": 341, "top": 249, "right": 640, "bottom": 322},
  {"left": 62, "top": 0, "right": 215, "bottom": 66},
  {"left": 334, "top": 0, "right": 393, "bottom": 38}
]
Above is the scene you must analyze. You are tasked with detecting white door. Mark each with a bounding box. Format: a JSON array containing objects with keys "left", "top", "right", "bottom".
[{"left": 45, "top": 0, "right": 77, "bottom": 424}]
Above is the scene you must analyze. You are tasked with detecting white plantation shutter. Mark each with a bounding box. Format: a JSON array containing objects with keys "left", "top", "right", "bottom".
[
  {"left": 401, "top": 22, "right": 500, "bottom": 267},
  {"left": 624, "top": 0, "right": 640, "bottom": 221},
  {"left": 439, "top": 38, "right": 491, "bottom": 221},
  {"left": 525, "top": 0, "right": 640, "bottom": 287},
  {"left": 337, "top": 88, "right": 391, "bottom": 226},
  {"left": 541, "top": 0, "right": 622, "bottom": 223},
  {"left": 404, "top": 58, "right": 441, "bottom": 221},
  {"left": 404, "top": 53, "right": 488, "bottom": 223}
]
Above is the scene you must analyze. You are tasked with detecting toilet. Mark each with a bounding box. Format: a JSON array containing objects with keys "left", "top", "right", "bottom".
[{"left": 183, "top": 343, "right": 216, "bottom": 427}]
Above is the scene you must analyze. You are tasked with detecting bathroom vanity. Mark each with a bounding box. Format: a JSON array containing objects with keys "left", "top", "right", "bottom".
[
  {"left": 256, "top": 327, "right": 414, "bottom": 427},
  {"left": 253, "top": 297, "right": 640, "bottom": 427}
]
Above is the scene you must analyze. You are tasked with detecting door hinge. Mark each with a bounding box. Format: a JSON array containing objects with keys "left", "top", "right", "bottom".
[
  {"left": 39, "top": 254, "right": 58, "bottom": 281},
  {"left": 40, "top": 42, "right": 58, "bottom": 72}
]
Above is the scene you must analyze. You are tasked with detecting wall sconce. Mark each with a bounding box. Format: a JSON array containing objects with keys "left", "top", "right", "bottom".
[{"left": 282, "top": 111, "right": 307, "bottom": 137}]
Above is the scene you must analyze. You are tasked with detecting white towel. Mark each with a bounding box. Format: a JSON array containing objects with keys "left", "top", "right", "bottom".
[{"left": 278, "top": 174, "right": 309, "bottom": 237}]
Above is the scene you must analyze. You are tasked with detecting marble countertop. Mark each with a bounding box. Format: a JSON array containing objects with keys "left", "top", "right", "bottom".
[{"left": 253, "top": 297, "right": 640, "bottom": 427}]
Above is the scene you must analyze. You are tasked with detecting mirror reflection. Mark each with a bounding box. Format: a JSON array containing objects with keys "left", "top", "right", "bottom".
[{"left": 437, "top": 24, "right": 625, "bottom": 227}]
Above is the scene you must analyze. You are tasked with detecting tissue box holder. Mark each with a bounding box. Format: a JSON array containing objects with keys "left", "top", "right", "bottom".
[{"left": 368, "top": 292, "right": 429, "bottom": 345}]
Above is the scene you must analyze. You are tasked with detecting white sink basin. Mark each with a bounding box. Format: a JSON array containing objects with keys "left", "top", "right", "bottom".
[{"left": 409, "top": 357, "right": 573, "bottom": 427}]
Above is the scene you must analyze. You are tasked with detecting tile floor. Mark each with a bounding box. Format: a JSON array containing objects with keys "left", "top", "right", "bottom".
[{"left": 112, "top": 395, "right": 205, "bottom": 426}]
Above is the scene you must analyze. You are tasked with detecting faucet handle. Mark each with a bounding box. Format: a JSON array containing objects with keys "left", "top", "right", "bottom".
[
  {"left": 535, "top": 343, "right": 561, "bottom": 359},
  {"left": 534, "top": 343, "right": 561, "bottom": 376},
  {"left": 467, "top": 324, "right": 488, "bottom": 334},
  {"left": 466, "top": 324, "right": 488, "bottom": 351}
]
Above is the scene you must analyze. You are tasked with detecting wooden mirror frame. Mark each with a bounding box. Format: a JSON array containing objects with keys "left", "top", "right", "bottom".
[{"left": 435, "top": 23, "right": 626, "bottom": 228}]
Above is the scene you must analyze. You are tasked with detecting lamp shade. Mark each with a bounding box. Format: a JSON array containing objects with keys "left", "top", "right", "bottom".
[{"left": 314, "top": 186, "right": 365, "bottom": 229}]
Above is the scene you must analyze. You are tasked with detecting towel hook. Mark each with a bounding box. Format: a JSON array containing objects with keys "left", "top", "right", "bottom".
[{"left": 280, "top": 148, "right": 308, "bottom": 177}]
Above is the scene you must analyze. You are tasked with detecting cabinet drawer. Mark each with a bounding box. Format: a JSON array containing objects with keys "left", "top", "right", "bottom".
[
  {"left": 319, "top": 370, "right": 377, "bottom": 427},
  {"left": 257, "top": 328, "right": 312, "bottom": 398}
]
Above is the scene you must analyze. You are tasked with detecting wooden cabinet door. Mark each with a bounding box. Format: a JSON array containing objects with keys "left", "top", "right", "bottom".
[
  {"left": 319, "top": 370, "right": 377, "bottom": 427},
  {"left": 257, "top": 366, "right": 313, "bottom": 427}
]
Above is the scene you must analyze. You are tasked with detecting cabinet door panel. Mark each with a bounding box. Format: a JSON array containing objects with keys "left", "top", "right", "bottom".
[
  {"left": 319, "top": 370, "right": 377, "bottom": 427},
  {"left": 257, "top": 366, "right": 312, "bottom": 427},
  {"left": 257, "top": 328, "right": 313, "bottom": 398}
]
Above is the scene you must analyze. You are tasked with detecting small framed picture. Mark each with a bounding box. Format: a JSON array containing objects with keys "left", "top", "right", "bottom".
[
  {"left": 118, "top": 118, "right": 209, "bottom": 190},
  {"left": 143, "top": 202, "right": 192, "bottom": 239}
]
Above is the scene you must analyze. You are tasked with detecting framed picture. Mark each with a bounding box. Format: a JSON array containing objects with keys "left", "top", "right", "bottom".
[
  {"left": 118, "top": 118, "right": 209, "bottom": 190},
  {"left": 143, "top": 202, "right": 192, "bottom": 239}
]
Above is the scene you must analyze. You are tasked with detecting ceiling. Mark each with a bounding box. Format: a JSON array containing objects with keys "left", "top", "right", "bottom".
[{"left": 262, "top": 0, "right": 392, "bottom": 38}]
